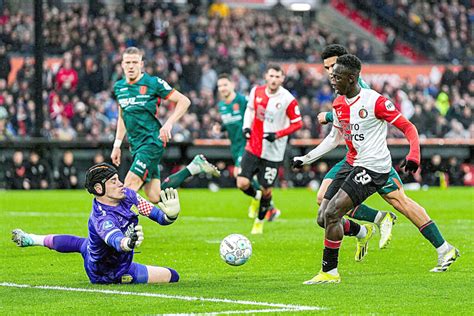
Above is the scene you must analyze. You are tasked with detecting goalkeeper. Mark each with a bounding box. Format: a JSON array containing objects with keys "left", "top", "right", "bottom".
[{"left": 11, "top": 163, "right": 181, "bottom": 284}]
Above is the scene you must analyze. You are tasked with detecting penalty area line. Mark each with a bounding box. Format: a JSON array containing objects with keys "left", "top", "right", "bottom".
[{"left": 0, "top": 282, "right": 325, "bottom": 313}]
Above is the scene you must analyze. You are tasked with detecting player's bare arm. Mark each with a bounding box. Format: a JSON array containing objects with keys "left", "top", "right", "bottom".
[
  {"left": 317, "top": 112, "right": 328, "bottom": 124},
  {"left": 111, "top": 106, "right": 127, "bottom": 166},
  {"left": 160, "top": 90, "right": 191, "bottom": 146}
]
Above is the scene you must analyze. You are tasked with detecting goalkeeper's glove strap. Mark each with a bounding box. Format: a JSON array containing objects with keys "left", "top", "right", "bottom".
[{"left": 150, "top": 206, "right": 176, "bottom": 226}]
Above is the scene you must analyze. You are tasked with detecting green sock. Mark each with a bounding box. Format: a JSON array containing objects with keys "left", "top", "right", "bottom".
[
  {"left": 251, "top": 178, "right": 261, "bottom": 190},
  {"left": 419, "top": 220, "right": 445, "bottom": 248},
  {"left": 348, "top": 204, "right": 379, "bottom": 223},
  {"left": 161, "top": 168, "right": 192, "bottom": 189}
]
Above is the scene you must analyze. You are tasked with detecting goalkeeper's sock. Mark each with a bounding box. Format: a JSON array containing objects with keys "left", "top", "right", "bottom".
[
  {"left": 166, "top": 267, "right": 180, "bottom": 283},
  {"left": 419, "top": 220, "right": 446, "bottom": 250},
  {"left": 44, "top": 235, "right": 86, "bottom": 253},
  {"left": 347, "top": 204, "right": 380, "bottom": 223},
  {"left": 343, "top": 218, "right": 363, "bottom": 237},
  {"left": 162, "top": 168, "right": 192, "bottom": 189}
]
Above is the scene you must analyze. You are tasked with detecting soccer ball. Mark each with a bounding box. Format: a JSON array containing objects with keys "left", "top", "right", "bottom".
[{"left": 219, "top": 234, "right": 252, "bottom": 266}]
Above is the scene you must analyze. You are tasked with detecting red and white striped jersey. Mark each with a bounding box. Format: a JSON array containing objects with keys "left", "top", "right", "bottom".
[
  {"left": 332, "top": 88, "right": 402, "bottom": 173},
  {"left": 243, "top": 85, "right": 301, "bottom": 162}
]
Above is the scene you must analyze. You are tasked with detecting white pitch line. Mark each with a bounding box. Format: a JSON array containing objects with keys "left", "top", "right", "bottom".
[
  {"left": 0, "top": 282, "right": 324, "bottom": 313},
  {"left": 162, "top": 308, "right": 310, "bottom": 315}
]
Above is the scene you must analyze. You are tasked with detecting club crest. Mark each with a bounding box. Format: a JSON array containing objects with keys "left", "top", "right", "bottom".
[{"left": 359, "top": 108, "right": 368, "bottom": 118}]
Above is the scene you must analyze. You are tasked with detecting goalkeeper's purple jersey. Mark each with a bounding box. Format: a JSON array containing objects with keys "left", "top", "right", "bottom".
[{"left": 84, "top": 188, "right": 139, "bottom": 283}]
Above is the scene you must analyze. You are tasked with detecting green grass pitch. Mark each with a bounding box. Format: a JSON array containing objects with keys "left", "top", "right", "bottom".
[{"left": 1, "top": 187, "right": 473, "bottom": 315}]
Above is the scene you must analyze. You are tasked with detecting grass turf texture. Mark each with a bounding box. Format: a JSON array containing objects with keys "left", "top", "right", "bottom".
[{"left": 0, "top": 187, "right": 472, "bottom": 315}]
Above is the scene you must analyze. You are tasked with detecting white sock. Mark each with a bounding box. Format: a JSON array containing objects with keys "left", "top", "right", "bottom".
[
  {"left": 374, "top": 211, "right": 386, "bottom": 225},
  {"left": 436, "top": 241, "right": 450, "bottom": 255},
  {"left": 355, "top": 225, "right": 367, "bottom": 239},
  {"left": 30, "top": 234, "right": 46, "bottom": 246},
  {"left": 186, "top": 163, "right": 201, "bottom": 176},
  {"left": 255, "top": 190, "right": 262, "bottom": 201},
  {"left": 326, "top": 268, "right": 338, "bottom": 276}
]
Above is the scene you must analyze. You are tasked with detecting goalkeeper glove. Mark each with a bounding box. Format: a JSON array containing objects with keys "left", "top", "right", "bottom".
[
  {"left": 158, "top": 188, "right": 181, "bottom": 220},
  {"left": 120, "top": 225, "right": 144, "bottom": 252}
]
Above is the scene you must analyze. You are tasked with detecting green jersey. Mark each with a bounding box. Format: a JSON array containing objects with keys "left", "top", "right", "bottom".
[
  {"left": 217, "top": 93, "right": 247, "bottom": 164},
  {"left": 114, "top": 73, "right": 174, "bottom": 152}
]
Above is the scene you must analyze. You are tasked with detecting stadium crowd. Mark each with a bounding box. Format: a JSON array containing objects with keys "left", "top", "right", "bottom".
[{"left": 0, "top": 1, "right": 472, "bottom": 189}]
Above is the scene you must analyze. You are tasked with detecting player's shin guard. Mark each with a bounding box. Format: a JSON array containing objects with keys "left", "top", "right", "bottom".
[
  {"left": 322, "top": 239, "right": 341, "bottom": 273},
  {"left": 258, "top": 195, "right": 272, "bottom": 220},
  {"left": 162, "top": 169, "right": 192, "bottom": 189},
  {"left": 342, "top": 218, "right": 362, "bottom": 237},
  {"left": 419, "top": 220, "right": 446, "bottom": 249},
  {"left": 44, "top": 235, "right": 87, "bottom": 253},
  {"left": 166, "top": 268, "right": 180, "bottom": 283},
  {"left": 347, "top": 204, "right": 379, "bottom": 223}
]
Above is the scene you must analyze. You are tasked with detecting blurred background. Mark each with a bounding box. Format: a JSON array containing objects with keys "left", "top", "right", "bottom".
[{"left": 0, "top": 0, "right": 472, "bottom": 190}]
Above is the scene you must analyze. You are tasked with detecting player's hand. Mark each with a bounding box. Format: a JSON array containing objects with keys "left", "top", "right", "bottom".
[
  {"left": 159, "top": 122, "right": 173, "bottom": 147},
  {"left": 291, "top": 157, "right": 305, "bottom": 169},
  {"left": 233, "top": 166, "right": 241, "bottom": 178},
  {"left": 243, "top": 128, "right": 251, "bottom": 140},
  {"left": 121, "top": 225, "right": 144, "bottom": 251},
  {"left": 263, "top": 132, "right": 277, "bottom": 142},
  {"left": 158, "top": 188, "right": 180, "bottom": 220},
  {"left": 401, "top": 159, "right": 419, "bottom": 173},
  {"left": 317, "top": 112, "right": 328, "bottom": 125},
  {"left": 111, "top": 147, "right": 121, "bottom": 166}
]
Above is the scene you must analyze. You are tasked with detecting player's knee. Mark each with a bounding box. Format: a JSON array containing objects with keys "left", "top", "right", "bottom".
[
  {"left": 262, "top": 188, "right": 272, "bottom": 198},
  {"left": 236, "top": 177, "right": 250, "bottom": 190},
  {"left": 316, "top": 213, "right": 325, "bottom": 228}
]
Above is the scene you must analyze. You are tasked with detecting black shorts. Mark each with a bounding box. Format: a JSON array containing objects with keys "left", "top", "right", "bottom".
[
  {"left": 324, "top": 162, "right": 389, "bottom": 206},
  {"left": 239, "top": 151, "right": 280, "bottom": 188}
]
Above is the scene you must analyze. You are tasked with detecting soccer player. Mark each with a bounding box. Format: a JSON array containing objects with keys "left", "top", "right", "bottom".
[
  {"left": 111, "top": 47, "right": 219, "bottom": 204},
  {"left": 294, "top": 55, "right": 459, "bottom": 284},
  {"left": 214, "top": 73, "right": 280, "bottom": 221},
  {"left": 318, "top": 44, "right": 398, "bottom": 254},
  {"left": 12, "top": 163, "right": 181, "bottom": 284},
  {"left": 238, "top": 65, "right": 303, "bottom": 234}
]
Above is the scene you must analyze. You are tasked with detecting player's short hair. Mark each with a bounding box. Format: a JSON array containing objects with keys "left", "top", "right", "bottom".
[
  {"left": 85, "top": 163, "right": 118, "bottom": 196},
  {"left": 266, "top": 64, "right": 284, "bottom": 75},
  {"left": 123, "top": 46, "right": 143, "bottom": 57},
  {"left": 218, "top": 73, "right": 231, "bottom": 81},
  {"left": 335, "top": 54, "right": 361, "bottom": 74},
  {"left": 321, "top": 44, "right": 348, "bottom": 60}
]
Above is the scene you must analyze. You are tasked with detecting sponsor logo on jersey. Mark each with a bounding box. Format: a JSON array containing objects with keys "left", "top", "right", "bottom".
[
  {"left": 359, "top": 108, "right": 368, "bottom": 118},
  {"left": 121, "top": 274, "right": 133, "bottom": 283},
  {"left": 336, "top": 110, "right": 343, "bottom": 116},
  {"left": 102, "top": 220, "right": 114, "bottom": 231},
  {"left": 294, "top": 106, "right": 300, "bottom": 116},
  {"left": 119, "top": 87, "right": 128, "bottom": 91},
  {"left": 256, "top": 105, "right": 266, "bottom": 121},
  {"left": 118, "top": 97, "right": 147, "bottom": 107},
  {"left": 256, "top": 97, "right": 263, "bottom": 104}
]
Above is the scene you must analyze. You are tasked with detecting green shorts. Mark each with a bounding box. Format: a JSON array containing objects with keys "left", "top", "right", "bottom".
[
  {"left": 231, "top": 146, "right": 246, "bottom": 167},
  {"left": 130, "top": 143, "right": 164, "bottom": 183},
  {"left": 324, "top": 159, "right": 403, "bottom": 195}
]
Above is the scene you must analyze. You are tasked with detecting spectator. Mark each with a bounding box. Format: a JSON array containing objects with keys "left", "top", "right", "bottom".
[
  {"left": 5, "top": 150, "right": 28, "bottom": 189},
  {"left": 56, "top": 150, "right": 78, "bottom": 189},
  {"left": 0, "top": 44, "right": 10, "bottom": 81},
  {"left": 208, "top": 0, "right": 230, "bottom": 18},
  {"left": 26, "top": 151, "right": 51, "bottom": 189}
]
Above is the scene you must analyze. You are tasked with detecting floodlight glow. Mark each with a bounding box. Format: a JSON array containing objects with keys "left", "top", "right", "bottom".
[{"left": 290, "top": 3, "right": 311, "bottom": 11}]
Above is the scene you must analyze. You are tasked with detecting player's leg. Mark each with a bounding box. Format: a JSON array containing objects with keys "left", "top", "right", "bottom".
[
  {"left": 124, "top": 262, "right": 179, "bottom": 284},
  {"left": 237, "top": 151, "right": 262, "bottom": 217},
  {"left": 382, "top": 188, "right": 460, "bottom": 272},
  {"left": 144, "top": 179, "right": 162, "bottom": 204},
  {"left": 12, "top": 229, "right": 86, "bottom": 253},
  {"left": 322, "top": 160, "right": 389, "bottom": 229}
]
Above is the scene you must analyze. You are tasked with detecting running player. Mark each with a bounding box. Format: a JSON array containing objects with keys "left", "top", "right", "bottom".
[
  {"left": 111, "top": 47, "right": 219, "bottom": 204},
  {"left": 214, "top": 73, "right": 280, "bottom": 221},
  {"left": 295, "top": 55, "right": 459, "bottom": 284},
  {"left": 238, "top": 65, "right": 303, "bottom": 234},
  {"left": 12, "top": 163, "right": 181, "bottom": 284}
]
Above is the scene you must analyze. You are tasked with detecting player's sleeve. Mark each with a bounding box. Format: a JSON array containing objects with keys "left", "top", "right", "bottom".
[
  {"left": 154, "top": 76, "right": 175, "bottom": 99},
  {"left": 136, "top": 193, "right": 175, "bottom": 225},
  {"left": 243, "top": 87, "right": 256, "bottom": 130},
  {"left": 275, "top": 99, "right": 303, "bottom": 138},
  {"left": 239, "top": 95, "right": 248, "bottom": 115},
  {"left": 332, "top": 108, "right": 341, "bottom": 128},
  {"left": 325, "top": 111, "right": 334, "bottom": 123},
  {"left": 301, "top": 125, "right": 343, "bottom": 165},
  {"left": 375, "top": 96, "right": 420, "bottom": 164},
  {"left": 95, "top": 215, "right": 127, "bottom": 252}
]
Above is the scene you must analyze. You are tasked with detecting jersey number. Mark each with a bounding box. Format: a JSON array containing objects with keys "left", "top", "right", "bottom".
[
  {"left": 264, "top": 167, "right": 277, "bottom": 184},
  {"left": 354, "top": 169, "right": 372, "bottom": 185}
]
